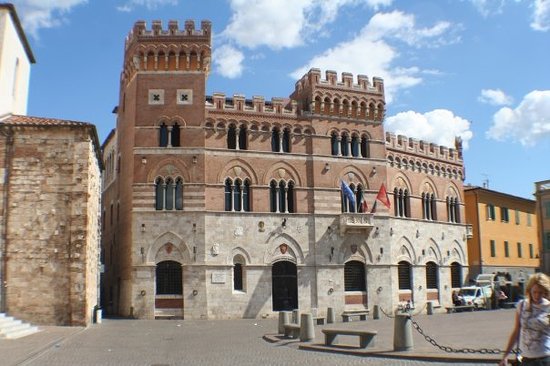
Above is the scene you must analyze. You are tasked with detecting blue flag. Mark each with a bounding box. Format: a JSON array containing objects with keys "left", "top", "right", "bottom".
[{"left": 340, "top": 180, "right": 356, "bottom": 209}]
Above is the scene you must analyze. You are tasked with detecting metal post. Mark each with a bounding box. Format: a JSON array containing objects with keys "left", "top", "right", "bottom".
[
  {"left": 373, "top": 304, "right": 380, "bottom": 320},
  {"left": 327, "top": 307, "right": 335, "bottom": 324},
  {"left": 427, "top": 301, "right": 433, "bottom": 315}
]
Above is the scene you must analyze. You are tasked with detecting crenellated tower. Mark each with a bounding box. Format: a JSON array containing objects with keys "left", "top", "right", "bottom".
[{"left": 290, "top": 68, "right": 385, "bottom": 123}]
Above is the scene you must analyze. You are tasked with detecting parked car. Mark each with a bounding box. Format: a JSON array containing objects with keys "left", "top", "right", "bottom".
[{"left": 459, "top": 286, "right": 493, "bottom": 309}]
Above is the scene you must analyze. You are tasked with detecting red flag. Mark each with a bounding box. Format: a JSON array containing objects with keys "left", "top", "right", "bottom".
[{"left": 376, "top": 183, "right": 391, "bottom": 209}]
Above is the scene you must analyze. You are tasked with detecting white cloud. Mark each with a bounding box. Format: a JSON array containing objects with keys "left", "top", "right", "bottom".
[
  {"left": 116, "top": 0, "right": 177, "bottom": 12},
  {"left": 385, "top": 109, "right": 473, "bottom": 149},
  {"left": 214, "top": 45, "right": 245, "bottom": 79},
  {"left": 478, "top": 89, "right": 513, "bottom": 106},
  {"left": 531, "top": 0, "right": 550, "bottom": 31},
  {"left": 221, "top": 0, "right": 393, "bottom": 50},
  {"left": 486, "top": 90, "right": 550, "bottom": 146},
  {"left": 290, "top": 11, "right": 457, "bottom": 102},
  {"left": 11, "top": 0, "right": 88, "bottom": 38},
  {"left": 467, "top": 0, "right": 506, "bottom": 17}
]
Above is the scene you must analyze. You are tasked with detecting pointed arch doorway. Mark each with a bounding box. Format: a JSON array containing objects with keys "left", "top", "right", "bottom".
[{"left": 272, "top": 260, "right": 298, "bottom": 311}]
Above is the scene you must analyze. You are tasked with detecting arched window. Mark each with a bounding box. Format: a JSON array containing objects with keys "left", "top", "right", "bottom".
[
  {"left": 159, "top": 123, "right": 168, "bottom": 147},
  {"left": 341, "top": 182, "right": 357, "bottom": 213},
  {"left": 426, "top": 261, "right": 438, "bottom": 289},
  {"left": 287, "top": 181, "right": 295, "bottom": 213},
  {"left": 447, "top": 197, "right": 460, "bottom": 223},
  {"left": 165, "top": 178, "right": 174, "bottom": 210},
  {"left": 271, "top": 127, "right": 281, "bottom": 152},
  {"left": 360, "top": 135, "right": 369, "bottom": 158},
  {"left": 225, "top": 178, "right": 233, "bottom": 211},
  {"left": 233, "top": 255, "right": 245, "bottom": 291},
  {"left": 156, "top": 260, "right": 182, "bottom": 295},
  {"left": 344, "top": 261, "right": 366, "bottom": 291},
  {"left": 155, "top": 177, "right": 164, "bottom": 210},
  {"left": 278, "top": 181, "right": 286, "bottom": 213},
  {"left": 450, "top": 262, "right": 462, "bottom": 288},
  {"left": 422, "top": 193, "right": 437, "bottom": 220},
  {"left": 356, "top": 186, "right": 365, "bottom": 213},
  {"left": 227, "top": 125, "right": 237, "bottom": 149},
  {"left": 394, "top": 188, "right": 410, "bottom": 218},
  {"left": 398, "top": 261, "right": 412, "bottom": 290},
  {"left": 282, "top": 128, "right": 291, "bottom": 153},
  {"left": 171, "top": 123, "right": 180, "bottom": 147},
  {"left": 238, "top": 125, "right": 247, "bottom": 150},
  {"left": 243, "top": 179, "right": 250, "bottom": 212},
  {"left": 331, "top": 132, "right": 339, "bottom": 156},
  {"left": 270, "top": 180, "right": 294, "bottom": 213},
  {"left": 341, "top": 133, "right": 350, "bottom": 157},
  {"left": 233, "top": 179, "right": 242, "bottom": 212},
  {"left": 175, "top": 178, "right": 183, "bottom": 210}
]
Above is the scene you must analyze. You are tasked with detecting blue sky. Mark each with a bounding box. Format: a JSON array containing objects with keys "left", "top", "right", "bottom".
[{"left": 10, "top": 0, "right": 550, "bottom": 200}]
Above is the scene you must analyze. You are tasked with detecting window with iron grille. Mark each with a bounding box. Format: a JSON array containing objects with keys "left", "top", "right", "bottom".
[
  {"left": 233, "top": 263, "right": 243, "bottom": 291},
  {"left": 450, "top": 262, "right": 462, "bottom": 288},
  {"left": 398, "top": 261, "right": 412, "bottom": 290},
  {"left": 344, "top": 261, "right": 366, "bottom": 291},
  {"left": 156, "top": 260, "right": 182, "bottom": 295},
  {"left": 425, "top": 262, "right": 438, "bottom": 289}
]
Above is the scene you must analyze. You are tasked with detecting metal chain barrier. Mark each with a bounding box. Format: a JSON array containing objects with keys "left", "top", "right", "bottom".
[
  {"left": 410, "top": 315, "right": 506, "bottom": 355},
  {"left": 379, "top": 305, "right": 514, "bottom": 355}
]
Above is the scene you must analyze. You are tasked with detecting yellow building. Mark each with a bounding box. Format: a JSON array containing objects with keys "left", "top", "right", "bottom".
[
  {"left": 464, "top": 186, "right": 539, "bottom": 297},
  {"left": 535, "top": 180, "right": 550, "bottom": 274}
]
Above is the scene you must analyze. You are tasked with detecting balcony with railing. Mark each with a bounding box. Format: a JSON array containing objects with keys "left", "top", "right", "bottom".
[{"left": 339, "top": 213, "right": 374, "bottom": 235}]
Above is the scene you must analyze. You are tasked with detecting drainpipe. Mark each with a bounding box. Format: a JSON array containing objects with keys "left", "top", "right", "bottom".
[{"left": 0, "top": 126, "right": 14, "bottom": 313}]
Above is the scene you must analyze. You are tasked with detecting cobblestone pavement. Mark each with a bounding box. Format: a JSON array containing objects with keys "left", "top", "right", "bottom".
[{"left": 1, "top": 308, "right": 517, "bottom": 366}]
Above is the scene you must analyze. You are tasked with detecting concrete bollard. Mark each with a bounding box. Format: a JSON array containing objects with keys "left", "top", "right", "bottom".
[
  {"left": 327, "top": 307, "right": 335, "bottom": 324},
  {"left": 372, "top": 304, "right": 380, "bottom": 320},
  {"left": 427, "top": 301, "right": 433, "bottom": 315},
  {"left": 393, "top": 314, "right": 413, "bottom": 351},
  {"left": 292, "top": 309, "right": 300, "bottom": 324},
  {"left": 300, "top": 313, "right": 315, "bottom": 342},
  {"left": 278, "top": 311, "right": 291, "bottom": 334}
]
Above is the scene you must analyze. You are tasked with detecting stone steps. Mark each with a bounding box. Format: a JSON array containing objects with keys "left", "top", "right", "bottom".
[{"left": 0, "top": 313, "right": 40, "bottom": 339}]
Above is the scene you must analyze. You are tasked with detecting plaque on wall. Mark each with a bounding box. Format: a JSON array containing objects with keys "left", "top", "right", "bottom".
[{"left": 211, "top": 272, "right": 226, "bottom": 284}]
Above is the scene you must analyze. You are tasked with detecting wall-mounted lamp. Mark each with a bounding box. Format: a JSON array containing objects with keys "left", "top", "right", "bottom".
[
  {"left": 329, "top": 247, "right": 335, "bottom": 262},
  {"left": 371, "top": 166, "right": 377, "bottom": 175},
  {"left": 282, "top": 218, "right": 287, "bottom": 229},
  {"left": 192, "top": 155, "right": 197, "bottom": 164},
  {"left": 390, "top": 227, "right": 393, "bottom": 236},
  {"left": 141, "top": 157, "right": 147, "bottom": 165},
  {"left": 141, "top": 223, "right": 145, "bottom": 232},
  {"left": 324, "top": 162, "right": 330, "bottom": 172},
  {"left": 416, "top": 229, "right": 420, "bottom": 238}
]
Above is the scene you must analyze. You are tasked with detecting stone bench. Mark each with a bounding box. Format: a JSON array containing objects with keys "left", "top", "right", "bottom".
[
  {"left": 341, "top": 310, "right": 369, "bottom": 322},
  {"left": 283, "top": 323, "right": 301, "bottom": 338},
  {"left": 322, "top": 328, "right": 377, "bottom": 348},
  {"left": 445, "top": 305, "right": 475, "bottom": 313}
]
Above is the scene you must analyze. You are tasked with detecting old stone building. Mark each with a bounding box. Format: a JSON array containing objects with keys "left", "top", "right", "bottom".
[
  {"left": 0, "top": 115, "right": 102, "bottom": 326},
  {"left": 101, "top": 19, "right": 469, "bottom": 320}
]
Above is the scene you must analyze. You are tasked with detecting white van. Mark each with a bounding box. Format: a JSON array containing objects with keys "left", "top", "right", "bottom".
[{"left": 459, "top": 286, "right": 493, "bottom": 309}]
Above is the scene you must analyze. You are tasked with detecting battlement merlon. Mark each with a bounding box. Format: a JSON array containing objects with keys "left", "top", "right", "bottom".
[
  {"left": 206, "top": 93, "right": 297, "bottom": 114},
  {"left": 385, "top": 132, "right": 464, "bottom": 163},
  {"left": 294, "top": 68, "right": 385, "bottom": 95},
  {"left": 125, "top": 19, "right": 212, "bottom": 50}
]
